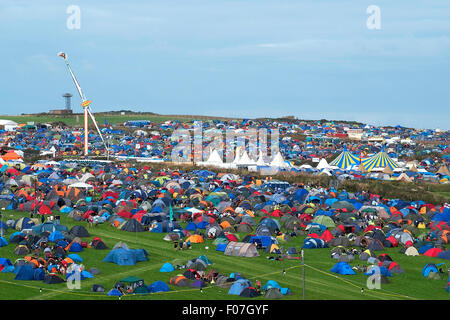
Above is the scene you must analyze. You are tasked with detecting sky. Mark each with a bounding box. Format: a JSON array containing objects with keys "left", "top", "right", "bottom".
[{"left": 0, "top": 0, "right": 449, "bottom": 130}]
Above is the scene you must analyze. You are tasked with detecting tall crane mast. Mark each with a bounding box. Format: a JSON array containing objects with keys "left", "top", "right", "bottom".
[{"left": 58, "top": 52, "right": 109, "bottom": 159}]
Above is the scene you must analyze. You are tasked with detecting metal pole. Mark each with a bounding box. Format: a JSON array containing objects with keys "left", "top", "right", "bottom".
[
  {"left": 302, "top": 249, "right": 305, "bottom": 300},
  {"left": 0, "top": 208, "right": 4, "bottom": 238},
  {"left": 84, "top": 107, "right": 89, "bottom": 157}
]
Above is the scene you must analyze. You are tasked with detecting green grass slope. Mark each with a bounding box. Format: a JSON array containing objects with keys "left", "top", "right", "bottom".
[{"left": 0, "top": 210, "right": 449, "bottom": 300}]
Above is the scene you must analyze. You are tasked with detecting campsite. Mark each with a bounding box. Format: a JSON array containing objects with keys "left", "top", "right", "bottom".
[
  {"left": 0, "top": 161, "right": 450, "bottom": 300},
  {"left": 1, "top": 0, "right": 449, "bottom": 303}
]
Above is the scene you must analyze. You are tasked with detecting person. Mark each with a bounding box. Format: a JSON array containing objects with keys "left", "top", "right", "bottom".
[
  {"left": 179, "top": 240, "right": 184, "bottom": 250},
  {"left": 41, "top": 216, "right": 45, "bottom": 224},
  {"left": 255, "top": 280, "right": 261, "bottom": 293},
  {"left": 173, "top": 240, "right": 178, "bottom": 250}
]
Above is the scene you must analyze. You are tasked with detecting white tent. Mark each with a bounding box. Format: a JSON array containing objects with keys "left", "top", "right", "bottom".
[
  {"left": 204, "top": 149, "right": 223, "bottom": 166},
  {"left": 256, "top": 150, "right": 268, "bottom": 166},
  {"left": 270, "top": 152, "right": 289, "bottom": 168},
  {"left": 238, "top": 150, "right": 256, "bottom": 166},
  {"left": 69, "top": 182, "right": 94, "bottom": 189},
  {"left": 316, "top": 158, "right": 329, "bottom": 170}
]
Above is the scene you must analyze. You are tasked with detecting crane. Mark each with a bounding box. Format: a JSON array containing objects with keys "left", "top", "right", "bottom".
[{"left": 58, "top": 52, "right": 109, "bottom": 159}]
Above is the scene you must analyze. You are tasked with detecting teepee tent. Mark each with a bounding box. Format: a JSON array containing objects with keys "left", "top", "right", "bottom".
[
  {"left": 361, "top": 149, "right": 399, "bottom": 172},
  {"left": 316, "top": 158, "right": 330, "bottom": 170},
  {"left": 329, "top": 147, "right": 360, "bottom": 169},
  {"left": 270, "top": 152, "right": 289, "bottom": 168},
  {"left": 437, "top": 165, "right": 450, "bottom": 176}
]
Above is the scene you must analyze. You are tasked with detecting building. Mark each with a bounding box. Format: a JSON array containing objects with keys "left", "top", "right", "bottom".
[{"left": 0, "top": 119, "right": 19, "bottom": 131}]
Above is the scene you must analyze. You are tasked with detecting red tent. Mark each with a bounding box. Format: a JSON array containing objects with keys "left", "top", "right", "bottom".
[
  {"left": 320, "top": 229, "right": 334, "bottom": 242},
  {"left": 39, "top": 205, "right": 52, "bottom": 215},
  {"left": 385, "top": 236, "right": 398, "bottom": 247},
  {"left": 225, "top": 233, "right": 239, "bottom": 242},
  {"left": 424, "top": 248, "right": 443, "bottom": 257},
  {"left": 117, "top": 210, "right": 133, "bottom": 219}
]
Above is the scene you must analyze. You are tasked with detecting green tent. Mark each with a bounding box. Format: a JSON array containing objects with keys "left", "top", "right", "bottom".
[{"left": 312, "top": 215, "right": 336, "bottom": 229}]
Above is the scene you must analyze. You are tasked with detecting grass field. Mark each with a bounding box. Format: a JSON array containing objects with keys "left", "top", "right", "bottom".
[
  {"left": 0, "top": 113, "right": 238, "bottom": 127},
  {"left": 1, "top": 210, "right": 450, "bottom": 300}
]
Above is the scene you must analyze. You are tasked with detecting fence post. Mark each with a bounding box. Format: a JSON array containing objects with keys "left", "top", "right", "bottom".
[{"left": 302, "top": 249, "right": 305, "bottom": 300}]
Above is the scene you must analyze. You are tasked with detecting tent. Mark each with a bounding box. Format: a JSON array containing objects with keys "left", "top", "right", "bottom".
[
  {"left": 228, "top": 279, "right": 252, "bottom": 295},
  {"left": 302, "top": 238, "right": 327, "bottom": 249},
  {"left": 361, "top": 150, "right": 399, "bottom": 172},
  {"left": 69, "top": 225, "right": 90, "bottom": 237},
  {"left": 103, "top": 247, "right": 149, "bottom": 266},
  {"left": 14, "top": 265, "right": 45, "bottom": 281},
  {"left": 160, "top": 262, "right": 175, "bottom": 272},
  {"left": 120, "top": 219, "right": 145, "bottom": 232},
  {"left": 330, "top": 262, "right": 356, "bottom": 275},
  {"left": 148, "top": 280, "right": 170, "bottom": 293},
  {"left": 329, "top": 147, "right": 360, "bottom": 169},
  {"left": 264, "top": 287, "right": 283, "bottom": 299},
  {"left": 224, "top": 242, "right": 259, "bottom": 257}
]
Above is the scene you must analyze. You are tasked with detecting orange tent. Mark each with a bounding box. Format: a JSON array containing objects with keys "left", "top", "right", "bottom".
[
  {"left": 186, "top": 234, "right": 204, "bottom": 243},
  {"left": 220, "top": 221, "right": 232, "bottom": 230},
  {"left": 1, "top": 151, "right": 21, "bottom": 161}
]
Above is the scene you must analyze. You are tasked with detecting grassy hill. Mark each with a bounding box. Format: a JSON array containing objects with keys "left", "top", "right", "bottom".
[
  {"left": 1, "top": 210, "right": 450, "bottom": 300},
  {"left": 0, "top": 113, "right": 240, "bottom": 127}
]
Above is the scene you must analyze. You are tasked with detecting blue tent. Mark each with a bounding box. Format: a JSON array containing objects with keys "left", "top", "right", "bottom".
[
  {"left": 216, "top": 243, "right": 227, "bottom": 252},
  {"left": 0, "top": 258, "right": 13, "bottom": 272},
  {"left": 418, "top": 244, "right": 434, "bottom": 254},
  {"left": 65, "top": 270, "right": 93, "bottom": 280},
  {"left": 67, "top": 254, "right": 83, "bottom": 263},
  {"left": 68, "top": 242, "right": 83, "bottom": 252},
  {"left": 107, "top": 288, "right": 123, "bottom": 296},
  {"left": 257, "top": 218, "right": 281, "bottom": 233},
  {"left": 330, "top": 262, "right": 356, "bottom": 275},
  {"left": 365, "top": 266, "right": 392, "bottom": 277},
  {"left": 159, "top": 262, "right": 175, "bottom": 272},
  {"left": 302, "top": 238, "right": 327, "bottom": 249},
  {"left": 185, "top": 222, "right": 197, "bottom": 231},
  {"left": 14, "top": 265, "right": 45, "bottom": 281},
  {"left": 56, "top": 240, "right": 69, "bottom": 248},
  {"left": 16, "top": 217, "right": 35, "bottom": 230},
  {"left": 197, "top": 221, "right": 209, "bottom": 229},
  {"left": 49, "top": 231, "right": 65, "bottom": 242},
  {"left": 0, "top": 237, "right": 7, "bottom": 247},
  {"left": 148, "top": 280, "right": 170, "bottom": 293},
  {"left": 437, "top": 250, "right": 450, "bottom": 260},
  {"left": 103, "top": 248, "right": 149, "bottom": 266},
  {"left": 249, "top": 236, "right": 274, "bottom": 248},
  {"left": 293, "top": 189, "right": 309, "bottom": 203},
  {"left": 422, "top": 263, "right": 439, "bottom": 277},
  {"left": 9, "top": 232, "right": 24, "bottom": 242},
  {"left": 262, "top": 280, "right": 281, "bottom": 290},
  {"left": 228, "top": 279, "right": 252, "bottom": 295}
]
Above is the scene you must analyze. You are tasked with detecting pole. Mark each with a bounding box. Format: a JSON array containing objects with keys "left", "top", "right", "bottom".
[
  {"left": 84, "top": 107, "right": 89, "bottom": 157},
  {"left": 0, "top": 208, "right": 4, "bottom": 238},
  {"left": 301, "top": 249, "right": 305, "bottom": 300}
]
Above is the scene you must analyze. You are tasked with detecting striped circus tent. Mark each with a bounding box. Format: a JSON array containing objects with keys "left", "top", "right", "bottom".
[
  {"left": 361, "top": 150, "right": 399, "bottom": 172},
  {"left": 329, "top": 147, "right": 360, "bottom": 169}
]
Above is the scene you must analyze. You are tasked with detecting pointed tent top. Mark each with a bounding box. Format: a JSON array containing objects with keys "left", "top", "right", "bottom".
[
  {"left": 270, "top": 152, "right": 289, "bottom": 168},
  {"left": 206, "top": 149, "right": 223, "bottom": 164},
  {"left": 316, "top": 158, "right": 329, "bottom": 170},
  {"left": 256, "top": 150, "right": 267, "bottom": 166},
  {"left": 437, "top": 165, "right": 450, "bottom": 176}
]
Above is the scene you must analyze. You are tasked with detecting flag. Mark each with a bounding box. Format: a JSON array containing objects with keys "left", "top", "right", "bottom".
[
  {"left": 58, "top": 52, "right": 67, "bottom": 59},
  {"left": 104, "top": 118, "right": 109, "bottom": 126},
  {"left": 169, "top": 203, "right": 173, "bottom": 221}
]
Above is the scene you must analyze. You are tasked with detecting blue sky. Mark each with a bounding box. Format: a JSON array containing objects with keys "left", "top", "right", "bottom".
[{"left": 1, "top": 0, "right": 449, "bottom": 129}]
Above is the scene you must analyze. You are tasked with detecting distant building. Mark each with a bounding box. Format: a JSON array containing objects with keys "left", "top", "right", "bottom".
[
  {"left": 49, "top": 109, "right": 73, "bottom": 115},
  {"left": 0, "top": 119, "right": 19, "bottom": 131}
]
